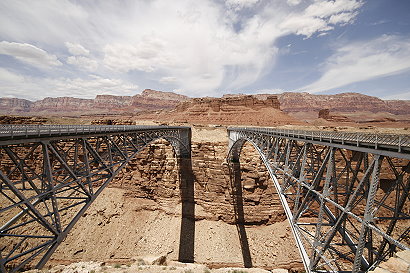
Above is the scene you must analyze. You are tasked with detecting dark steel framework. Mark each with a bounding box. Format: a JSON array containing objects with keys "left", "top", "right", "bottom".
[
  {"left": 0, "top": 125, "right": 191, "bottom": 272},
  {"left": 228, "top": 127, "right": 410, "bottom": 273}
]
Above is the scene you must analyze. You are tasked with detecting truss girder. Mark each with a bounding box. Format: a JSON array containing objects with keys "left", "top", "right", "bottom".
[
  {"left": 228, "top": 127, "right": 410, "bottom": 273},
  {"left": 0, "top": 125, "right": 191, "bottom": 272}
]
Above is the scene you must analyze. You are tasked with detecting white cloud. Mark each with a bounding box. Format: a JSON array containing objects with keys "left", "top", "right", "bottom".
[
  {"left": 225, "top": 0, "right": 260, "bottom": 10},
  {"left": 0, "top": 41, "right": 62, "bottom": 68},
  {"left": 0, "top": 0, "right": 364, "bottom": 97},
  {"left": 287, "top": 0, "right": 302, "bottom": 6},
  {"left": 0, "top": 67, "right": 24, "bottom": 82},
  {"left": 160, "top": 76, "right": 178, "bottom": 84},
  {"left": 0, "top": 1, "right": 89, "bottom": 45},
  {"left": 0, "top": 68, "right": 137, "bottom": 100},
  {"left": 328, "top": 12, "right": 358, "bottom": 25},
  {"left": 304, "top": 0, "right": 362, "bottom": 18},
  {"left": 65, "top": 42, "right": 90, "bottom": 56},
  {"left": 103, "top": 38, "right": 169, "bottom": 73},
  {"left": 382, "top": 91, "right": 410, "bottom": 100},
  {"left": 50, "top": 75, "right": 137, "bottom": 97},
  {"left": 300, "top": 35, "right": 410, "bottom": 93},
  {"left": 67, "top": 56, "right": 98, "bottom": 71},
  {"left": 280, "top": 0, "right": 363, "bottom": 37}
]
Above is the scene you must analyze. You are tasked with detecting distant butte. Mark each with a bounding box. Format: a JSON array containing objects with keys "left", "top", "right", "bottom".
[{"left": 1, "top": 90, "right": 409, "bottom": 126}]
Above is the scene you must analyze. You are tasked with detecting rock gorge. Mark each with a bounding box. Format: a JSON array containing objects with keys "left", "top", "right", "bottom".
[
  {"left": 47, "top": 137, "right": 303, "bottom": 271},
  {"left": 2, "top": 90, "right": 410, "bottom": 116}
]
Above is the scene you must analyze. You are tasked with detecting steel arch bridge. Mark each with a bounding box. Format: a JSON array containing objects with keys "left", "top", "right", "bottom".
[
  {"left": 227, "top": 127, "right": 410, "bottom": 273},
  {"left": 0, "top": 125, "right": 191, "bottom": 272}
]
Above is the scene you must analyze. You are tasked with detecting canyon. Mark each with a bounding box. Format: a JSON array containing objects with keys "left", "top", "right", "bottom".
[
  {"left": 0, "top": 127, "right": 303, "bottom": 271},
  {"left": 0, "top": 89, "right": 189, "bottom": 114},
  {"left": 1, "top": 90, "right": 409, "bottom": 117},
  {"left": 1, "top": 90, "right": 410, "bottom": 272},
  {"left": 3, "top": 90, "right": 410, "bottom": 128}
]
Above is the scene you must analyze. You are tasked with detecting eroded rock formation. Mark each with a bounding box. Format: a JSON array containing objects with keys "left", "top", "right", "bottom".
[
  {"left": 0, "top": 89, "right": 189, "bottom": 114},
  {"left": 176, "top": 95, "right": 280, "bottom": 113},
  {"left": 50, "top": 139, "right": 302, "bottom": 270},
  {"left": 0, "top": 115, "right": 48, "bottom": 124},
  {"left": 145, "top": 95, "right": 299, "bottom": 126},
  {"left": 318, "top": 108, "right": 352, "bottom": 122}
]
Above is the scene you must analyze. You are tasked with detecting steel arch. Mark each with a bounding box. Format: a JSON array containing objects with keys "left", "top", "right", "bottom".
[
  {"left": 227, "top": 127, "right": 410, "bottom": 273},
  {"left": 0, "top": 125, "right": 191, "bottom": 272}
]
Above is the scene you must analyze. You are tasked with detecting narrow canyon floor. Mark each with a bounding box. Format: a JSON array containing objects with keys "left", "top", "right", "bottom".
[
  {"left": 49, "top": 188, "right": 301, "bottom": 271},
  {"left": 43, "top": 126, "right": 303, "bottom": 272}
]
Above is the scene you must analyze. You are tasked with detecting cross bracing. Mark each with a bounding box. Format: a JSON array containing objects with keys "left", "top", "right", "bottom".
[
  {"left": 0, "top": 125, "right": 409, "bottom": 273},
  {"left": 228, "top": 127, "right": 410, "bottom": 273},
  {"left": 0, "top": 125, "right": 191, "bottom": 272}
]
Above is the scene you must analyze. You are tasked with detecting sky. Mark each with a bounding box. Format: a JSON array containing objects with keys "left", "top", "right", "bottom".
[{"left": 0, "top": 0, "right": 410, "bottom": 101}]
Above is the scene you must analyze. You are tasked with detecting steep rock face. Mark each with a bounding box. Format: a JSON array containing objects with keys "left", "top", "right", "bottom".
[
  {"left": 0, "top": 89, "right": 189, "bottom": 114},
  {"left": 111, "top": 140, "right": 286, "bottom": 225},
  {"left": 385, "top": 100, "right": 410, "bottom": 115},
  {"left": 94, "top": 95, "right": 133, "bottom": 108},
  {"left": 0, "top": 98, "right": 32, "bottom": 112},
  {"left": 278, "top": 92, "right": 389, "bottom": 113},
  {"left": 129, "top": 89, "right": 189, "bottom": 110},
  {"left": 224, "top": 92, "right": 410, "bottom": 116},
  {"left": 141, "top": 89, "right": 189, "bottom": 101},
  {"left": 32, "top": 97, "right": 94, "bottom": 111},
  {"left": 176, "top": 95, "right": 280, "bottom": 112},
  {"left": 318, "top": 108, "right": 352, "bottom": 122},
  {"left": 3, "top": 91, "right": 409, "bottom": 118},
  {"left": 50, "top": 139, "right": 302, "bottom": 270},
  {"left": 152, "top": 95, "right": 298, "bottom": 126}
]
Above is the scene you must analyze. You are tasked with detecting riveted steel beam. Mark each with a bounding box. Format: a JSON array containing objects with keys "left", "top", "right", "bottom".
[
  {"left": 227, "top": 127, "right": 410, "bottom": 273},
  {"left": 0, "top": 125, "right": 191, "bottom": 272}
]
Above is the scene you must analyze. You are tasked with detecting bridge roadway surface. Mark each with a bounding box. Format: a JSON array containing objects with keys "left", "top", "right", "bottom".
[{"left": 0, "top": 125, "right": 409, "bottom": 273}]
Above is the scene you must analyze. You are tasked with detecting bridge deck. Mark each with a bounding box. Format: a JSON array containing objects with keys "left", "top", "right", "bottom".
[
  {"left": 0, "top": 125, "right": 190, "bottom": 144},
  {"left": 229, "top": 127, "right": 410, "bottom": 157}
]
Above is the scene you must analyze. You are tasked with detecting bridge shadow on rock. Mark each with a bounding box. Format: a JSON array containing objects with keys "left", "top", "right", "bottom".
[
  {"left": 177, "top": 156, "right": 195, "bottom": 263},
  {"left": 229, "top": 160, "right": 253, "bottom": 268}
]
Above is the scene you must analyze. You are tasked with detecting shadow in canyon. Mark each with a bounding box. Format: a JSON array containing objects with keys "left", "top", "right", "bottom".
[
  {"left": 229, "top": 160, "right": 253, "bottom": 268},
  {"left": 177, "top": 156, "right": 195, "bottom": 263}
]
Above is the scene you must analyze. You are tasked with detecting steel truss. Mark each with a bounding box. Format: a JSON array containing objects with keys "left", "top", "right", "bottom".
[
  {"left": 0, "top": 125, "right": 191, "bottom": 272},
  {"left": 228, "top": 127, "right": 410, "bottom": 273}
]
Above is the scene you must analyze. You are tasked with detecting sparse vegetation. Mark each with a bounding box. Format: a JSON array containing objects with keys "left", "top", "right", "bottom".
[
  {"left": 114, "top": 263, "right": 121, "bottom": 268},
  {"left": 137, "top": 258, "right": 146, "bottom": 265},
  {"left": 203, "top": 268, "right": 211, "bottom": 273}
]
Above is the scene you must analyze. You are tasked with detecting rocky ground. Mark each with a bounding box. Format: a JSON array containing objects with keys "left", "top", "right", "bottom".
[
  {"left": 46, "top": 127, "right": 303, "bottom": 271},
  {"left": 27, "top": 259, "right": 288, "bottom": 273},
  {"left": 2, "top": 107, "right": 409, "bottom": 272}
]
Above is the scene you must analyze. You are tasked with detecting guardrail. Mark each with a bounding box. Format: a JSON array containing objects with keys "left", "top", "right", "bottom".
[
  {"left": 229, "top": 127, "right": 410, "bottom": 153},
  {"left": 0, "top": 124, "right": 190, "bottom": 141}
]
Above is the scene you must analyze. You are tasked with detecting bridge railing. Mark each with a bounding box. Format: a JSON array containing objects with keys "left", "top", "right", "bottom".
[
  {"left": 229, "top": 127, "right": 410, "bottom": 152},
  {"left": 0, "top": 124, "right": 189, "bottom": 140}
]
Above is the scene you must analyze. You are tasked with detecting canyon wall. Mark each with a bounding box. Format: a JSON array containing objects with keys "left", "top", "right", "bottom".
[
  {"left": 143, "top": 95, "right": 300, "bottom": 126},
  {"left": 176, "top": 95, "right": 280, "bottom": 112},
  {"left": 223, "top": 92, "right": 410, "bottom": 115},
  {"left": 50, "top": 138, "right": 303, "bottom": 270},
  {"left": 279, "top": 92, "right": 409, "bottom": 114},
  {"left": 0, "top": 89, "right": 189, "bottom": 114},
  {"left": 2, "top": 91, "right": 409, "bottom": 116}
]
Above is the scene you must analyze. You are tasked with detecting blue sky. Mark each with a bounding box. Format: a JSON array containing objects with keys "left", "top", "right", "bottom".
[{"left": 0, "top": 0, "right": 409, "bottom": 100}]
